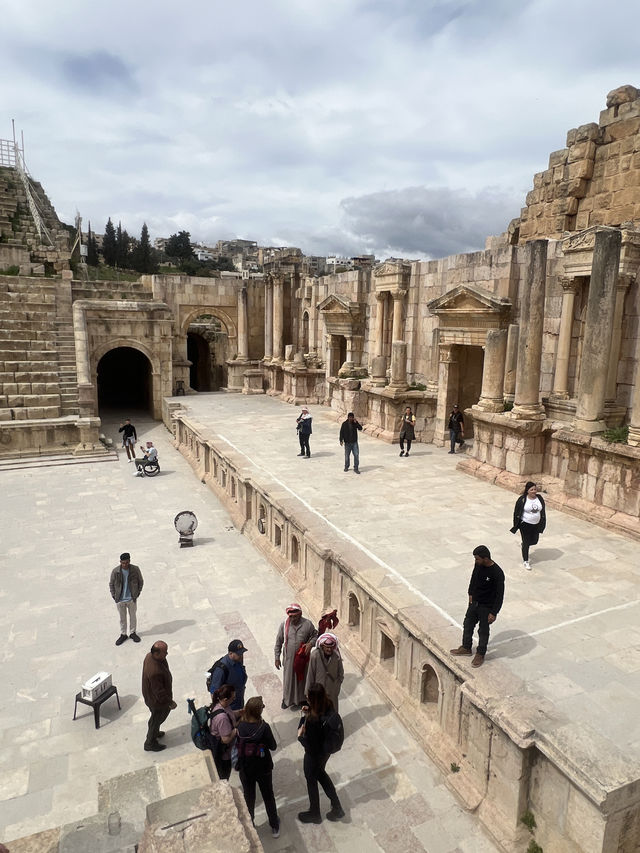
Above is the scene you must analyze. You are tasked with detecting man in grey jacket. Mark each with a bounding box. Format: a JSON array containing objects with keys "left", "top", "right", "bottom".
[{"left": 109, "top": 552, "right": 144, "bottom": 646}]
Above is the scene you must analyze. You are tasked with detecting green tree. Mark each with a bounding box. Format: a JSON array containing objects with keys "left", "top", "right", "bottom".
[
  {"left": 131, "top": 223, "right": 158, "bottom": 274},
  {"left": 165, "top": 230, "right": 194, "bottom": 264},
  {"left": 115, "top": 222, "right": 131, "bottom": 268},
  {"left": 103, "top": 217, "right": 117, "bottom": 266},
  {"left": 86, "top": 222, "right": 99, "bottom": 267}
]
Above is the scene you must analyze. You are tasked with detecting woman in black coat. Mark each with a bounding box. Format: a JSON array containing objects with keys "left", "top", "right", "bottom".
[
  {"left": 511, "top": 481, "right": 546, "bottom": 571},
  {"left": 236, "top": 696, "right": 280, "bottom": 838}
]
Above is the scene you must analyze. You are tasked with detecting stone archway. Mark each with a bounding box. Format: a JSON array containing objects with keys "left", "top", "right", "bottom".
[
  {"left": 96, "top": 346, "right": 153, "bottom": 413},
  {"left": 180, "top": 308, "right": 237, "bottom": 392}
]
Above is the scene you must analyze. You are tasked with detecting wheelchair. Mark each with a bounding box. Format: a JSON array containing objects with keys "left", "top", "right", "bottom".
[{"left": 138, "top": 457, "right": 161, "bottom": 477}]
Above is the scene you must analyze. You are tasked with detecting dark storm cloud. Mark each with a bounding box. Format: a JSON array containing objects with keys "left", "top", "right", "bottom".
[
  {"left": 61, "top": 51, "right": 137, "bottom": 94},
  {"left": 339, "top": 185, "right": 522, "bottom": 258}
]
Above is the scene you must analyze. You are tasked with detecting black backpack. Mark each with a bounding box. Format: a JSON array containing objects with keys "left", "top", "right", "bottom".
[
  {"left": 205, "top": 658, "right": 229, "bottom": 693},
  {"left": 322, "top": 710, "right": 344, "bottom": 754}
]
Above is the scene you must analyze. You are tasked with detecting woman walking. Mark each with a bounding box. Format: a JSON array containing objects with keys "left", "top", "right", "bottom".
[
  {"left": 399, "top": 406, "right": 416, "bottom": 457},
  {"left": 297, "top": 683, "right": 345, "bottom": 824},
  {"left": 209, "top": 684, "right": 240, "bottom": 780},
  {"left": 236, "top": 696, "right": 280, "bottom": 838},
  {"left": 511, "top": 481, "right": 546, "bottom": 571}
]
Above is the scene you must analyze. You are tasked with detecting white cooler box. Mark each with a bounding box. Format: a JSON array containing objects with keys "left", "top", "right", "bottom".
[{"left": 82, "top": 672, "right": 112, "bottom": 701}]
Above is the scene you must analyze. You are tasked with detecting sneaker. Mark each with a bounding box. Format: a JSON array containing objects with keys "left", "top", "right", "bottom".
[
  {"left": 448, "top": 450, "right": 455, "bottom": 454},
  {"left": 405, "top": 452, "right": 410, "bottom": 457},
  {"left": 450, "top": 645, "right": 472, "bottom": 656},
  {"left": 144, "top": 742, "right": 166, "bottom": 752},
  {"left": 271, "top": 823, "right": 280, "bottom": 838},
  {"left": 115, "top": 634, "right": 128, "bottom": 646},
  {"left": 399, "top": 450, "right": 404, "bottom": 456},
  {"left": 344, "top": 467, "right": 349, "bottom": 472},
  {"left": 472, "top": 653, "right": 485, "bottom": 668},
  {"left": 306, "top": 453, "right": 311, "bottom": 458},
  {"left": 130, "top": 632, "right": 141, "bottom": 642},
  {"left": 523, "top": 561, "right": 531, "bottom": 571},
  {"left": 127, "top": 458, "right": 132, "bottom": 463},
  {"left": 354, "top": 468, "right": 360, "bottom": 474},
  {"left": 326, "top": 805, "right": 345, "bottom": 821},
  {"left": 297, "top": 452, "right": 305, "bottom": 456},
  {"left": 297, "top": 811, "right": 322, "bottom": 824}
]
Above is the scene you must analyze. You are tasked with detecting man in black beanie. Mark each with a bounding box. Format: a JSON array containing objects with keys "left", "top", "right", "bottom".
[{"left": 450, "top": 545, "right": 504, "bottom": 667}]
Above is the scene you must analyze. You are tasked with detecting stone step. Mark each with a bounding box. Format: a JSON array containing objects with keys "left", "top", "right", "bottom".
[
  {"left": 0, "top": 448, "right": 118, "bottom": 470},
  {"left": 0, "top": 350, "right": 58, "bottom": 360},
  {"left": 0, "top": 360, "right": 59, "bottom": 372},
  {"left": 0, "top": 404, "right": 61, "bottom": 420}
]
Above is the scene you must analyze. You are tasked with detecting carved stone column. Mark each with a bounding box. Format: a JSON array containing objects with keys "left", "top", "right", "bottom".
[
  {"left": 325, "top": 334, "right": 340, "bottom": 379},
  {"left": 272, "top": 275, "right": 284, "bottom": 362},
  {"left": 434, "top": 343, "right": 459, "bottom": 445},
  {"left": 575, "top": 229, "right": 621, "bottom": 433},
  {"left": 237, "top": 286, "right": 249, "bottom": 361},
  {"left": 606, "top": 273, "right": 633, "bottom": 401},
  {"left": 374, "top": 292, "right": 385, "bottom": 359},
  {"left": 503, "top": 324, "right": 519, "bottom": 402},
  {"left": 511, "top": 240, "right": 547, "bottom": 419},
  {"left": 392, "top": 289, "right": 406, "bottom": 342},
  {"left": 475, "top": 328, "right": 508, "bottom": 411},
  {"left": 389, "top": 341, "right": 408, "bottom": 388},
  {"left": 552, "top": 276, "right": 579, "bottom": 398},
  {"left": 264, "top": 277, "right": 273, "bottom": 360}
]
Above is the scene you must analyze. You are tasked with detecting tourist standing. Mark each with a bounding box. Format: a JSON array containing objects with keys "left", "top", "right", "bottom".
[
  {"left": 207, "top": 639, "right": 248, "bottom": 711},
  {"left": 236, "top": 696, "right": 280, "bottom": 838},
  {"left": 109, "top": 552, "right": 143, "bottom": 646},
  {"left": 141, "top": 640, "right": 177, "bottom": 752},
  {"left": 209, "top": 684, "right": 240, "bottom": 780},
  {"left": 399, "top": 406, "right": 416, "bottom": 457},
  {"left": 447, "top": 404, "right": 465, "bottom": 453},
  {"left": 119, "top": 419, "right": 137, "bottom": 461},
  {"left": 274, "top": 604, "right": 317, "bottom": 709},
  {"left": 296, "top": 407, "right": 313, "bottom": 458},
  {"left": 305, "top": 633, "right": 344, "bottom": 711},
  {"left": 339, "top": 412, "right": 363, "bottom": 473},
  {"left": 511, "top": 481, "right": 546, "bottom": 571},
  {"left": 297, "top": 683, "right": 345, "bottom": 824},
  {"left": 450, "top": 545, "right": 505, "bottom": 668}
]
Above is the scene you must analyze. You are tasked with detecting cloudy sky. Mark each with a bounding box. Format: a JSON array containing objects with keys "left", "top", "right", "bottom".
[{"left": 1, "top": 0, "right": 637, "bottom": 259}]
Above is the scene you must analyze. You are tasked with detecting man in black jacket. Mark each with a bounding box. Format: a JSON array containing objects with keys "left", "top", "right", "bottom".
[
  {"left": 450, "top": 545, "right": 504, "bottom": 667},
  {"left": 339, "top": 412, "right": 363, "bottom": 474}
]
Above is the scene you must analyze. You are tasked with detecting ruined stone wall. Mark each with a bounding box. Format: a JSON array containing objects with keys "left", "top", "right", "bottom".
[{"left": 517, "top": 85, "right": 640, "bottom": 243}]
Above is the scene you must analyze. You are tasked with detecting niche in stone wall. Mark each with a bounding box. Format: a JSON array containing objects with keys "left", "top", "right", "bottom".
[
  {"left": 231, "top": 477, "right": 236, "bottom": 500},
  {"left": 348, "top": 593, "right": 361, "bottom": 628},
  {"left": 421, "top": 664, "right": 440, "bottom": 711},
  {"left": 221, "top": 469, "right": 227, "bottom": 488},
  {"left": 274, "top": 524, "right": 282, "bottom": 548},
  {"left": 379, "top": 631, "right": 396, "bottom": 671},
  {"left": 291, "top": 535, "right": 299, "bottom": 565}
]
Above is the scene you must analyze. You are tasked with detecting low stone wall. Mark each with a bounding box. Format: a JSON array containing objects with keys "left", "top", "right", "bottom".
[
  {"left": 169, "top": 408, "right": 640, "bottom": 853},
  {"left": 0, "top": 415, "right": 103, "bottom": 458}
]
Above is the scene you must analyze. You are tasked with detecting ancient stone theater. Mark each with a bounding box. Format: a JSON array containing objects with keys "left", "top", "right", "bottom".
[{"left": 2, "top": 86, "right": 640, "bottom": 852}]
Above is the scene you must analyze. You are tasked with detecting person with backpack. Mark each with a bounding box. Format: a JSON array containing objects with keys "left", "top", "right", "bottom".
[
  {"left": 207, "top": 639, "right": 248, "bottom": 711},
  {"left": 236, "top": 696, "right": 280, "bottom": 838},
  {"left": 296, "top": 682, "right": 345, "bottom": 824},
  {"left": 209, "top": 684, "right": 240, "bottom": 780}
]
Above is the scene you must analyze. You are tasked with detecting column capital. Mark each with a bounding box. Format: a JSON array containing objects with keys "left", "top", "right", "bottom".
[
  {"left": 391, "top": 287, "right": 408, "bottom": 300},
  {"left": 439, "top": 343, "right": 456, "bottom": 364},
  {"left": 616, "top": 272, "right": 635, "bottom": 291},
  {"left": 558, "top": 275, "right": 579, "bottom": 293}
]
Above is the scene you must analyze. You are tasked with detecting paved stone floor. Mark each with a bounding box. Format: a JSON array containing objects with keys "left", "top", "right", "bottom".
[
  {"left": 1, "top": 406, "right": 501, "bottom": 853},
  {"left": 180, "top": 393, "right": 640, "bottom": 765}
]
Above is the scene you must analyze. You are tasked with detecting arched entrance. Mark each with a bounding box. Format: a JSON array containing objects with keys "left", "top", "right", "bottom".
[
  {"left": 97, "top": 347, "right": 152, "bottom": 412},
  {"left": 187, "top": 315, "right": 230, "bottom": 391}
]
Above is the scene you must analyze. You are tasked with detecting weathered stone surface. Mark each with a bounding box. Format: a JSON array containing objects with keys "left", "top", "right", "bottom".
[{"left": 606, "top": 84, "right": 640, "bottom": 107}]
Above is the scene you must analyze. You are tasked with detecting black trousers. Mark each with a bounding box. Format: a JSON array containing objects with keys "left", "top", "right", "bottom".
[
  {"left": 145, "top": 705, "right": 170, "bottom": 746},
  {"left": 461, "top": 602, "right": 492, "bottom": 656},
  {"left": 399, "top": 432, "right": 412, "bottom": 452},
  {"left": 213, "top": 753, "right": 232, "bottom": 781},
  {"left": 303, "top": 752, "right": 341, "bottom": 815},
  {"left": 298, "top": 432, "right": 310, "bottom": 456},
  {"left": 519, "top": 522, "right": 540, "bottom": 561},
  {"left": 239, "top": 768, "right": 279, "bottom": 828}
]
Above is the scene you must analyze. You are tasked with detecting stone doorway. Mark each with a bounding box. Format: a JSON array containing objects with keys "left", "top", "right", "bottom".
[
  {"left": 97, "top": 347, "right": 152, "bottom": 413},
  {"left": 187, "top": 316, "right": 229, "bottom": 391},
  {"left": 457, "top": 345, "right": 484, "bottom": 438}
]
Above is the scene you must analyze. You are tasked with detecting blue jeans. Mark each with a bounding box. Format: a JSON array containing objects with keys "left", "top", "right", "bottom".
[
  {"left": 449, "top": 429, "right": 463, "bottom": 452},
  {"left": 343, "top": 442, "right": 359, "bottom": 471}
]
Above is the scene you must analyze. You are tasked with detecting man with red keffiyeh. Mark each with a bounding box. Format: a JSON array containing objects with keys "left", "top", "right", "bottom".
[{"left": 274, "top": 604, "right": 317, "bottom": 710}]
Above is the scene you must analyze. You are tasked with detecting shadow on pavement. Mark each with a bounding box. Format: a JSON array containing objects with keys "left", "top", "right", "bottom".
[
  {"left": 532, "top": 547, "right": 564, "bottom": 563},
  {"left": 341, "top": 704, "right": 390, "bottom": 735},
  {"left": 143, "top": 619, "right": 197, "bottom": 635},
  {"left": 490, "top": 629, "right": 536, "bottom": 658}
]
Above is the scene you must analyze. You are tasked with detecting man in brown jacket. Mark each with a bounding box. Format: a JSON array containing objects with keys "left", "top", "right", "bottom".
[{"left": 142, "top": 640, "right": 177, "bottom": 752}]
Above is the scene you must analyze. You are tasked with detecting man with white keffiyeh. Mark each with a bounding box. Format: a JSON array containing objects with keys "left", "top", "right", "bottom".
[
  {"left": 304, "top": 633, "right": 344, "bottom": 711},
  {"left": 274, "top": 604, "right": 318, "bottom": 710}
]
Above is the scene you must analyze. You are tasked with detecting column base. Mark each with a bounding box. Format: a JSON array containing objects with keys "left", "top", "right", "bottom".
[
  {"left": 574, "top": 418, "right": 607, "bottom": 435},
  {"left": 473, "top": 399, "right": 504, "bottom": 413},
  {"left": 508, "top": 404, "right": 545, "bottom": 420},
  {"left": 628, "top": 426, "right": 640, "bottom": 447}
]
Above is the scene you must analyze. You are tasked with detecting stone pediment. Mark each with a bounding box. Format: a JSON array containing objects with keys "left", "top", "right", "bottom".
[
  {"left": 317, "top": 294, "right": 361, "bottom": 317},
  {"left": 373, "top": 260, "right": 411, "bottom": 292},
  {"left": 427, "top": 284, "right": 511, "bottom": 315}
]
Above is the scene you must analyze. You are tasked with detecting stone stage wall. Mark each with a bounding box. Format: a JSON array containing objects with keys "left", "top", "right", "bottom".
[{"left": 168, "top": 406, "right": 640, "bottom": 853}]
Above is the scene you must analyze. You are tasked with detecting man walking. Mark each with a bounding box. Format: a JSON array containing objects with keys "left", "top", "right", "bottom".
[
  {"left": 109, "top": 552, "right": 143, "bottom": 646},
  {"left": 141, "top": 640, "right": 177, "bottom": 752},
  {"left": 207, "top": 639, "right": 248, "bottom": 711},
  {"left": 339, "top": 412, "right": 363, "bottom": 474},
  {"left": 450, "top": 545, "right": 504, "bottom": 668},
  {"left": 296, "top": 407, "right": 313, "bottom": 458},
  {"left": 275, "top": 604, "right": 317, "bottom": 709},
  {"left": 447, "top": 404, "right": 465, "bottom": 453},
  {"left": 119, "top": 419, "right": 137, "bottom": 462}
]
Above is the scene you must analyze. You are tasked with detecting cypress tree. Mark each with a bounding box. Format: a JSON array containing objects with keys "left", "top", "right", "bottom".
[{"left": 103, "top": 218, "right": 117, "bottom": 266}]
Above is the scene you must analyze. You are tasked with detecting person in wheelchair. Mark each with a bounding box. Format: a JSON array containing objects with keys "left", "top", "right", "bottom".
[{"left": 133, "top": 442, "right": 159, "bottom": 476}]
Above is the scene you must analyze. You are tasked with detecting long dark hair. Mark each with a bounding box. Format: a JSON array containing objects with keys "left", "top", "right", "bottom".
[
  {"left": 306, "top": 682, "right": 333, "bottom": 719},
  {"left": 522, "top": 481, "right": 537, "bottom": 496}
]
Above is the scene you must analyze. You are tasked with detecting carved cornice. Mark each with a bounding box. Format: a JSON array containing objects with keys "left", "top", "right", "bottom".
[{"left": 558, "top": 275, "right": 580, "bottom": 293}]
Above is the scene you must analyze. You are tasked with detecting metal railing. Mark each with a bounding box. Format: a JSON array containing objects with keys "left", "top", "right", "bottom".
[{"left": 0, "top": 137, "right": 54, "bottom": 247}]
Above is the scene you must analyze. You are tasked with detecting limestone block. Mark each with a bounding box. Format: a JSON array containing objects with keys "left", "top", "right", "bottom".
[
  {"left": 568, "top": 140, "right": 596, "bottom": 163},
  {"left": 7, "top": 395, "right": 24, "bottom": 407},
  {"left": 17, "top": 383, "right": 31, "bottom": 394},
  {"left": 568, "top": 177, "right": 589, "bottom": 198},
  {"left": 568, "top": 159, "right": 595, "bottom": 181},
  {"left": 575, "top": 122, "right": 600, "bottom": 142},
  {"left": 27, "top": 407, "right": 45, "bottom": 419},
  {"left": 603, "top": 117, "right": 640, "bottom": 143}
]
